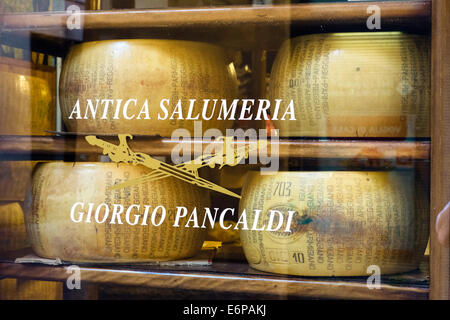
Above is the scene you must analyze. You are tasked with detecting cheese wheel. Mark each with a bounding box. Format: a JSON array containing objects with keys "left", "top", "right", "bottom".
[
  {"left": 0, "top": 56, "right": 56, "bottom": 135},
  {"left": 26, "top": 162, "right": 209, "bottom": 263},
  {"left": 0, "top": 279, "right": 62, "bottom": 300},
  {"left": 269, "top": 32, "right": 430, "bottom": 138},
  {"left": 239, "top": 171, "right": 429, "bottom": 276},
  {"left": 0, "top": 202, "right": 29, "bottom": 252},
  {"left": 59, "top": 39, "right": 238, "bottom": 136}
]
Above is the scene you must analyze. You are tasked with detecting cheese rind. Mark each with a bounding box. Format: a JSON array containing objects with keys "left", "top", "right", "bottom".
[
  {"left": 239, "top": 171, "right": 429, "bottom": 276},
  {"left": 0, "top": 161, "right": 35, "bottom": 201},
  {"left": 269, "top": 32, "right": 430, "bottom": 138},
  {"left": 59, "top": 39, "right": 238, "bottom": 136},
  {"left": 26, "top": 162, "right": 210, "bottom": 263},
  {"left": 0, "top": 202, "right": 29, "bottom": 252}
]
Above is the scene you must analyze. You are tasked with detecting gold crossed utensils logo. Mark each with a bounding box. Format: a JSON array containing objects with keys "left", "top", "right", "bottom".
[{"left": 85, "top": 134, "right": 268, "bottom": 199}]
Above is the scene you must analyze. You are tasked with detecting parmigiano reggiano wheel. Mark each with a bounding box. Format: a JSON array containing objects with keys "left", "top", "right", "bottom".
[
  {"left": 0, "top": 202, "right": 29, "bottom": 252},
  {"left": 269, "top": 32, "right": 430, "bottom": 138},
  {"left": 0, "top": 279, "right": 62, "bottom": 300},
  {"left": 26, "top": 162, "right": 209, "bottom": 263},
  {"left": 239, "top": 171, "right": 429, "bottom": 276},
  {"left": 0, "top": 57, "right": 56, "bottom": 135},
  {"left": 59, "top": 40, "right": 238, "bottom": 136}
]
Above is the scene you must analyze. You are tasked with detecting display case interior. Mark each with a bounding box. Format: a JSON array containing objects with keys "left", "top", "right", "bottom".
[{"left": 0, "top": 0, "right": 448, "bottom": 300}]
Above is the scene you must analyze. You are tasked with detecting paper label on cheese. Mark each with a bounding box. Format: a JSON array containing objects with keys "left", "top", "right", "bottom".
[
  {"left": 269, "top": 32, "right": 430, "bottom": 137},
  {"left": 239, "top": 171, "right": 429, "bottom": 276}
]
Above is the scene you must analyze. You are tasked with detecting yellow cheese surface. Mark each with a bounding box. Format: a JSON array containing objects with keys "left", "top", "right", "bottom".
[
  {"left": 0, "top": 57, "right": 56, "bottom": 135},
  {"left": 269, "top": 32, "right": 430, "bottom": 138},
  {"left": 0, "top": 279, "right": 62, "bottom": 300},
  {"left": 0, "top": 202, "right": 29, "bottom": 252},
  {"left": 239, "top": 171, "right": 429, "bottom": 276},
  {"left": 26, "top": 162, "right": 210, "bottom": 263},
  {"left": 60, "top": 39, "right": 238, "bottom": 136}
]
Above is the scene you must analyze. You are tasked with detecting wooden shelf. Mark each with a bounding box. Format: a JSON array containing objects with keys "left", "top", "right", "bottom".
[
  {"left": 0, "top": 254, "right": 429, "bottom": 300},
  {"left": 0, "top": 1, "right": 431, "bottom": 54},
  {"left": 0, "top": 1, "right": 430, "bottom": 30},
  {"left": 0, "top": 135, "right": 430, "bottom": 162}
]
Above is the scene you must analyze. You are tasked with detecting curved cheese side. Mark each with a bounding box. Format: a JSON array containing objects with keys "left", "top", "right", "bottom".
[
  {"left": 239, "top": 171, "right": 429, "bottom": 276},
  {"left": 269, "top": 32, "right": 430, "bottom": 138}
]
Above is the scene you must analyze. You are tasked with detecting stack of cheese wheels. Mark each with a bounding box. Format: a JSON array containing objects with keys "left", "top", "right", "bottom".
[
  {"left": 0, "top": 56, "right": 56, "bottom": 135},
  {"left": 26, "top": 162, "right": 209, "bottom": 263},
  {"left": 239, "top": 171, "right": 429, "bottom": 276},
  {"left": 0, "top": 202, "right": 29, "bottom": 252},
  {"left": 59, "top": 39, "right": 238, "bottom": 136},
  {"left": 268, "top": 32, "right": 430, "bottom": 138}
]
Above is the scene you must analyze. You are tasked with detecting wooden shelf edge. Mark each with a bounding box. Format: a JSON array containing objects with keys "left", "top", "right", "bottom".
[
  {"left": 0, "top": 2, "right": 431, "bottom": 54},
  {"left": 0, "top": 135, "right": 430, "bottom": 161},
  {"left": 0, "top": 262, "right": 429, "bottom": 300},
  {"left": 0, "top": 1, "right": 430, "bottom": 31}
]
